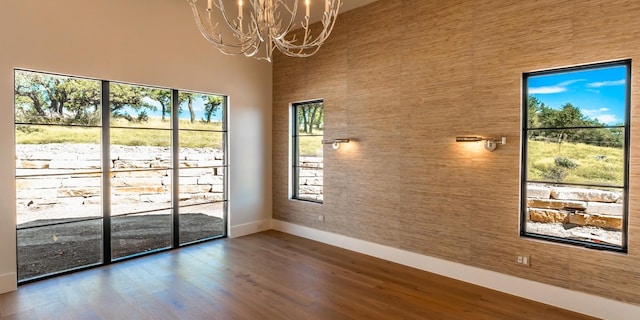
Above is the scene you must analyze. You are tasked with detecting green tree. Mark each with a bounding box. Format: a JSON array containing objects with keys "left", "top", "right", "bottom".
[
  {"left": 528, "top": 94, "right": 624, "bottom": 148},
  {"left": 178, "top": 92, "right": 197, "bottom": 123},
  {"left": 110, "top": 84, "right": 155, "bottom": 122},
  {"left": 202, "top": 95, "right": 223, "bottom": 123},
  {"left": 15, "top": 72, "right": 48, "bottom": 118},
  {"left": 546, "top": 103, "right": 586, "bottom": 143},
  {"left": 14, "top": 71, "right": 101, "bottom": 125},
  {"left": 148, "top": 89, "right": 172, "bottom": 121},
  {"left": 297, "top": 103, "right": 322, "bottom": 134}
]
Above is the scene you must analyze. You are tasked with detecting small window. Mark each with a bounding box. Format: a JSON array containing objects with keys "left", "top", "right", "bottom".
[
  {"left": 292, "top": 100, "right": 324, "bottom": 203},
  {"left": 521, "top": 60, "right": 630, "bottom": 252}
]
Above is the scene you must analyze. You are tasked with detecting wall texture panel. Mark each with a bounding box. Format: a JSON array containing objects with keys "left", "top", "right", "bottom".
[{"left": 273, "top": 0, "right": 640, "bottom": 304}]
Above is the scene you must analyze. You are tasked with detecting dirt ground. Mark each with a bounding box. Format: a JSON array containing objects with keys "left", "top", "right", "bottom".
[{"left": 17, "top": 214, "right": 224, "bottom": 281}]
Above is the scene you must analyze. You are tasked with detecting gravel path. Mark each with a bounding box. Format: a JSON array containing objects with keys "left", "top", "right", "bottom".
[{"left": 525, "top": 222, "right": 622, "bottom": 246}]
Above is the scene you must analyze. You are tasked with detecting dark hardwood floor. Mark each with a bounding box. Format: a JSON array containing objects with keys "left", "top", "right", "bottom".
[{"left": 0, "top": 230, "right": 596, "bottom": 319}]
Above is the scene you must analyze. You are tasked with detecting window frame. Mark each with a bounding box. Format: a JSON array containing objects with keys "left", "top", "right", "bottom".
[
  {"left": 291, "top": 99, "right": 324, "bottom": 203},
  {"left": 520, "top": 60, "right": 631, "bottom": 253}
]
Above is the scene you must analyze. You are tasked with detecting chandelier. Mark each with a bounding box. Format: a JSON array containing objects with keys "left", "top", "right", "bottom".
[{"left": 186, "top": 0, "right": 343, "bottom": 62}]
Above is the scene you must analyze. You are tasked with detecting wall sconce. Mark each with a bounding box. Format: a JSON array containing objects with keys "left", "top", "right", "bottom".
[
  {"left": 456, "top": 136, "right": 506, "bottom": 151},
  {"left": 322, "top": 139, "right": 350, "bottom": 150}
]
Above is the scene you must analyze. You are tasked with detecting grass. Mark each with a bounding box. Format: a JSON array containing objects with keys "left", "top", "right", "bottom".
[
  {"left": 527, "top": 140, "right": 624, "bottom": 186},
  {"left": 16, "top": 118, "right": 224, "bottom": 148},
  {"left": 298, "top": 129, "right": 324, "bottom": 156}
]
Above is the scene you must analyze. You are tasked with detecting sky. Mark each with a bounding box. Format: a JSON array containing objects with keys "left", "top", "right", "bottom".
[
  {"left": 527, "top": 64, "right": 627, "bottom": 125},
  {"left": 138, "top": 95, "right": 223, "bottom": 121}
]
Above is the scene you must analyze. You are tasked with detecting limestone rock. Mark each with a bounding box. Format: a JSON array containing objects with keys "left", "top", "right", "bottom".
[
  {"left": 16, "top": 178, "right": 63, "bottom": 189},
  {"left": 569, "top": 213, "right": 622, "bottom": 230},
  {"left": 197, "top": 176, "right": 224, "bottom": 185},
  {"left": 57, "top": 187, "right": 101, "bottom": 198},
  {"left": 197, "top": 160, "right": 224, "bottom": 167},
  {"left": 527, "top": 185, "right": 551, "bottom": 199},
  {"left": 299, "top": 169, "right": 323, "bottom": 177},
  {"left": 528, "top": 199, "right": 586, "bottom": 210},
  {"left": 528, "top": 208, "right": 569, "bottom": 223},
  {"left": 140, "top": 194, "right": 172, "bottom": 203},
  {"left": 585, "top": 202, "right": 623, "bottom": 217},
  {"left": 300, "top": 177, "right": 323, "bottom": 186},
  {"left": 178, "top": 185, "right": 212, "bottom": 194},
  {"left": 113, "top": 186, "right": 166, "bottom": 195},
  {"left": 61, "top": 177, "right": 102, "bottom": 188},
  {"left": 17, "top": 160, "right": 50, "bottom": 169},
  {"left": 49, "top": 160, "right": 100, "bottom": 170},
  {"left": 550, "top": 187, "right": 621, "bottom": 203},
  {"left": 299, "top": 185, "right": 323, "bottom": 195},
  {"left": 111, "top": 177, "right": 163, "bottom": 188}
]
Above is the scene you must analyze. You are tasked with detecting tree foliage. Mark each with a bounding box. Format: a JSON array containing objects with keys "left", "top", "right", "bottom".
[
  {"left": 297, "top": 103, "right": 323, "bottom": 134},
  {"left": 148, "top": 89, "right": 172, "bottom": 121},
  {"left": 15, "top": 71, "right": 101, "bottom": 126},
  {"left": 527, "top": 96, "right": 623, "bottom": 148},
  {"left": 202, "top": 95, "right": 223, "bottom": 123},
  {"left": 109, "top": 83, "right": 155, "bottom": 123},
  {"left": 178, "top": 92, "right": 196, "bottom": 123},
  {"left": 14, "top": 71, "right": 224, "bottom": 126}
]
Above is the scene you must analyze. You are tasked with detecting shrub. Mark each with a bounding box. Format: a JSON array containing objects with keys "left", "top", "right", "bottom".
[
  {"left": 554, "top": 156, "right": 579, "bottom": 169},
  {"left": 542, "top": 166, "right": 568, "bottom": 182},
  {"left": 16, "top": 125, "right": 40, "bottom": 134}
]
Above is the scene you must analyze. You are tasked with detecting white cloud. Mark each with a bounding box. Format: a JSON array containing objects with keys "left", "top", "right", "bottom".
[
  {"left": 583, "top": 107, "right": 610, "bottom": 116},
  {"left": 529, "top": 86, "right": 566, "bottom": 94},
  {"left": 587, "top": 79, "right": 626, "bottom": 88},
  {"left": 595, "top": 114, "right": 618, "bottom": 124},
  {"left": 558, "top": 79, "right": 586, "bottom": 86},
  {"left": 529, "top": 79, "right": 585, "bottom": 95}
]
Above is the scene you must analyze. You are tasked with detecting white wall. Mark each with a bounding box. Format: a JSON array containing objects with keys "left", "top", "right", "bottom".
[{"left": 0, "top": 0, "right": 272, "bottom": 293}]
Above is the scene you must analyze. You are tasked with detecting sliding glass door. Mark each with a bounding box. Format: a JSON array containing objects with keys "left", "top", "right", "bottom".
[
  {"left": 109, "top": 83, "right": 174, "bottom": 260},
  {"left": 15, "top": 71, "right": 104, "bottom": 280},
  {"left": 177, "top": 93, "right": 227, "bottom": 244},
  {"left": 15, "top": 70, "right": 227, "bottom": 282}
]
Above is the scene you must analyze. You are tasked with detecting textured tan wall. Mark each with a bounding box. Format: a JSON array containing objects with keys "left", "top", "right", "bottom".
[{"left": 273, "top": 0, "right": 640, "bottom": 304}]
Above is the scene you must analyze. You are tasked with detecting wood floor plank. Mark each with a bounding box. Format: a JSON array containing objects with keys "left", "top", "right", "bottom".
[{"left": 1, "top": 230, "right": 597, "bottom": 320}]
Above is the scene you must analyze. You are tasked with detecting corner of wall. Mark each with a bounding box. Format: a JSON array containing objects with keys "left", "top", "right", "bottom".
[
  {"left": 229, "top": 219, "right": 273, "bottom": 238},
  {"left": 0, "top": 273, "right": 17, "bottom": 294}
]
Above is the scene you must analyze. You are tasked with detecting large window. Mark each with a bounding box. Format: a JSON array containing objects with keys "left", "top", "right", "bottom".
[
  {"left": 521, "top": 60, "right": 630, "bottom": 252},
  {"left": 15, "top": 70, "right": 227, "bottom": 281},
  {"left": 292, "top": 100, "right": 324, "bottom": 202}
]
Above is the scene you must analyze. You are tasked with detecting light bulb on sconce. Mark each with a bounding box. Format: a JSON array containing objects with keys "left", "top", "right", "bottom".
[
  {"left": 455, "top": 136, "right": 506, "bottom": 152},
  {"left": 322, "top": 139, "right": 350, "bottom": 150}
]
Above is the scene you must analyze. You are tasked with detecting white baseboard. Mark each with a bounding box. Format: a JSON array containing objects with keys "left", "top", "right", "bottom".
[
  {"left": 0, "top": 272, "right": 16, "bottom": 294},
  {"left": 229, "top": 219, "right": 272, "bottom": 238},
  {"left": 272, "top": 219, "right": 640, "bottom": 320}
]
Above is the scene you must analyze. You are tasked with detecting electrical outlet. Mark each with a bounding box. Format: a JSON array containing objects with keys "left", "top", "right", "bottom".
[
  {"left": 516, "top": 255, "right": 531, "bottom": 267},
  {"left": 318, "top": 214, "right": 325, "bottom": 222}
]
